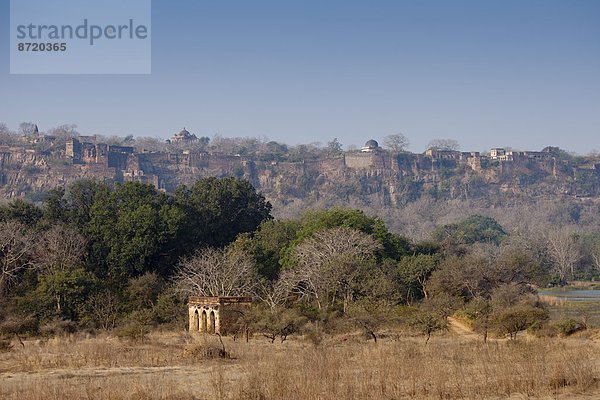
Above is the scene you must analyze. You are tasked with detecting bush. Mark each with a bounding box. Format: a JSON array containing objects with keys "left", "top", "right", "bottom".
[
  {"left": 491, "top": 305, "right": 548, "bottom": 340},
  {"left": 183, "top": 334, "right": 229, "bottom": 359},
  {"left": 303, "top": 322, "right": 324, "bottom": 347},
  {"left": 153, "top": 289, "right": 187, "bottom": 328},
  {"left": 183, "top": 343, "right": 229, "bottom": 359},
  {"left": 39, "top": 317, "right": 77, "bottom": 336},
  {"left": 0, "top": 315, "right": 38, "bottom": 337},
  {"left": 553, "top": 317, "right": 585, "bottom": 336},
  {"left": 117, "top": 307, "right": 155, "bottom": 342},
  {"left": 249, "top": 307, "right": 308, "bottom": 343},
  {"left": 116, "top": 315, "right": 152, "bottom": 343},
  {"left": 408, "top": 308, "right": 447, "bottom": 344},
  {"left": 0, "top": 338, "right": 13, "bottom": 352}
]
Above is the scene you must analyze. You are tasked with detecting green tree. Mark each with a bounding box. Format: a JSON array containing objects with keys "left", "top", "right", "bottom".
[
  {"left": 126, "top": 272, "right": 165, "bottom": 311},
  {"left": 174, "top": 177, "right": 272, "bottom": 249},
  {"left": 283, "top": 208, "right": 410, "bottom": 266},
  {"left": 491, "top": 305, "right": 548, "bottom": 340},
  {"left": 249, "top": 219, "right": 300, "bottom": 280},
  {"left": 409, "top": 308, "right": 447, "bottom": 344},
  {"left": 35, "top": 267, "right": 96, "bottom": 320},
  {"left": 0, "top": 199, "right": 43, "bottom": 226},
  {"left": 42, "top": 187, "right": 69, "bottom": 223},
  {"left": 66, "top": 179, "right": 108, "bottom": 227},
  {"left": 433, "top": 215, "right": 506, "bottom": 248},
  {"left": 397, "top": 254, "right": 439, "bottom": 300},
  {"left": 85, "top": 182, "right": 185, "bottom": 281}
]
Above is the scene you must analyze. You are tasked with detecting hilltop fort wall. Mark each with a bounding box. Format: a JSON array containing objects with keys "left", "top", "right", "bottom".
[{"left": 0, "top": 136, "right": 598, "bottom": 203}]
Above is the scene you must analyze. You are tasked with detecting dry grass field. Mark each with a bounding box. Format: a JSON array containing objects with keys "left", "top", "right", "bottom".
[{"left": 1, "top": 329, "right": 600, "bottom": 400}]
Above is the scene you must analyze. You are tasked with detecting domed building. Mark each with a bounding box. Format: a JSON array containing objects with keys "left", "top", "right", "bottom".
[
  {"left": 167, "top": 128, "right": 199, "bottom": 144},
  {"left": 361, "top": 139, "right": 380, "bottom": 153}
]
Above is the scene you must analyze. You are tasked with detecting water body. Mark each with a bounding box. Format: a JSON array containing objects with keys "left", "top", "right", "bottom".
[{"left": 539, "top": 289, "right": 600, "bottom": 301}]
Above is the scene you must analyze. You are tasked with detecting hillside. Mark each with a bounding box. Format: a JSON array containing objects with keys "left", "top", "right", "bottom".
[{"left": 2, "top": 135, "right": 600, "bottom": 237}]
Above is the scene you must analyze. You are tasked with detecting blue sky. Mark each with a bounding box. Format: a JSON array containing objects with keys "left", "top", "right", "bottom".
[{"left": 1, "top": 0, "right": 599, "bottom": 153}]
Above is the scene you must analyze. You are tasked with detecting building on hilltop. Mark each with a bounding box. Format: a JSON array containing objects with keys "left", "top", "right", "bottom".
[
  {"left": 166, "top": 128, "right": 198, "bottom": 144},
  {"left": 344, "top": 139, "right": 392, "bottom": 169},
  {"left": 489, "top": 147, "right": 556, "bottom": 162},
  {"left": 361, "top": 139, "right": 381, "bottom": 153},
  {"left": 21, "top": 124, "right": 57, "bottom": 145},
  {"left": 66, "top": 136, "right": 135, "bottom": 169},
  {"left": 425, "top": 148, "right": 462, "bottom": 160}
]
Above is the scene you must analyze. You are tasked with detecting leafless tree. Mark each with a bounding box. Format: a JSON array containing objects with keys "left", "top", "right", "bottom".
[
  {"left": 85, "top": 290, "right": 121, "bottom": 330},
  {"left": 280, "top": 227, "right": 381, "bottom": 312},
  {"left": 18, "top": 122, "right": 37, "bottom": 136},
  {"left": 383, "top": 133, "right": 410, "bottom": 152},
  {"left": 255, "top": 278, "right": 289, "bottom": 310},
  {"left": 0, "top": 123, "right": 20, "bottom": 146},
  {"left": 46, "top": 124, "right": 79, "bottom": 139},
  {"left": 34, "top": 224, "right": 86, "bottom": 273},
  {"left": 591, "top": 240, "right": 600, "bottom": 273},
  {"left": 427, "top": 138, "right": 461, "bottom": 151},
  {"left": 0, "top": 221, "right": 35, "bottom": 295},
  {"left": 546, "top": 227, "right": 580, "bottom": 282},
  {"left": 174, "top": 246, "right": 259, "bottom": 297}
]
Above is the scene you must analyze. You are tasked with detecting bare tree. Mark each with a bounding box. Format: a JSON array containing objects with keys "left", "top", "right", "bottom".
[
  {"left": 0, "top": 221, "right": 35, "bottom": 294},
  {"left": 383, "top": 133, "right": 410, "bottom": 152},
  {"left": 30, "top": 225, "right": 88, "bottom": 312},
  {"left": 546, "top": 227, "right": 580, "bottom": 282},
  {"left": 174, "top": 246, "right": 259, "bottom": 297},
  {"left": 85, "top": 290, "right": 122, "bottom": 330},
  {"left": 427, "top": 138, "right": 461, "bottom": 151},
  {"left": 325, "top": 138, "right": 343, "bottom": 156},
  {"left": 18, "top": 122, "right": 37, "bottom": 136},
  {"left": 46, "top": 124, "right": 79, "bottom": 139},
  {"left": 591, "top": 240, "right": 600, "bottom": 273},
  {"left": 34, "top": 224, "right": 86, "bottom": 273},
  {"left": 255, "top": 278, "right": 289, "bottom": 310},
  {"left": 0, "top": 123, "right": 19, "bottom": 146},
  {"left": 280, "top": 227, "right": 381, "bottom": 312}
]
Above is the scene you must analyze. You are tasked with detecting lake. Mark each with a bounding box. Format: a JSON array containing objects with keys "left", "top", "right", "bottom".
[{"left": 538, "top": 289, "right": 600, "bottom": 301}]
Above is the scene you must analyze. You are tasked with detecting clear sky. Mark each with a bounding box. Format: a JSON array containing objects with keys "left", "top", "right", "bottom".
[{"left": 1, "top": 0, "right": 599, "bottom": 153}]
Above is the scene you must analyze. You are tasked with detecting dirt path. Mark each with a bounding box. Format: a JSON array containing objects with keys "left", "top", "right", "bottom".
[
  {"left": 447, "top": 316, "right": 483, "bottom": 341},
  {"left": 447, "top": 316, "right": 539, "bottom": 343}
]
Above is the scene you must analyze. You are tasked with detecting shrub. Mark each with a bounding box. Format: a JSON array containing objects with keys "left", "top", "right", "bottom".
[
  {"left": 408, "top": 308, "right": 447, "bottom": 344},
  {"left": 117, "top": 307, "right": 155, "bottom": 342},
  {"left": 303, "top": 322, "right": 324, "bottom": 347},
  {"left": 491, "top": 305, "right": 548, "bottom": 340},
  {"left": 39, "top": 317, "right": 77, "bottom": 336},
  {"left": 553, "top": 317, "right": 585, "bottom": 336},
  {"left": 183, "top": 334, "right": 229, "bottom": 359},
  {"left": 0, "top": 338, "right": 12, "bottom": 352},
  {"left": 183, "top": 343, "right": 229, "bottom": 359},
  {"left": 0, "top": 314, "right": 38, "bottom": 339},
  {"left": 249, "top": 307, "right": 308, "bottom": 343}
]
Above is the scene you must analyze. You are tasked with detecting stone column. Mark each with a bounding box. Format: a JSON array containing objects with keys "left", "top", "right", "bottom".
[{"left": 188, "top": 306, "right": 196, "bottom": 331}]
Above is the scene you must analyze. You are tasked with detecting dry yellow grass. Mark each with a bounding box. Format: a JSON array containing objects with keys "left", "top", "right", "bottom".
[{"left": 1, "top": 330, "right": 599, "bottom": 399}]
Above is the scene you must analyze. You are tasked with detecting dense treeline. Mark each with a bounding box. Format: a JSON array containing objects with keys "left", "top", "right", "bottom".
[
  {"left": 0, "top": 178, "right": 271, "bottom": 335},
  {"left": 1, "top": 177, "right": 599, "bottom": 341}
]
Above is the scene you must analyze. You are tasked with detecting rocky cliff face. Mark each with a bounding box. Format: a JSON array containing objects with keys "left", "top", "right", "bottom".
[{"left": 1, "top": 146, "right": 599, "bottom": 216}]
